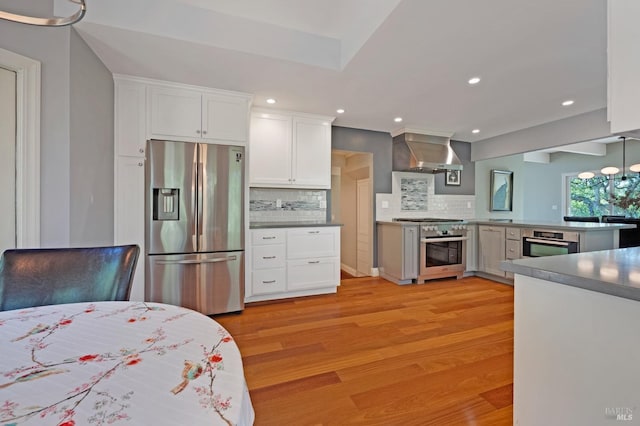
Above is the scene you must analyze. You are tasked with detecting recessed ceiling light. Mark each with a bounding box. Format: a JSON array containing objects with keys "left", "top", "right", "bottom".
[
  {"left": 266, "top": 98, "right": 276, "bottom": 104},
  {"left": 562, "top": 100, "right": 574, "bottom": 106},
  {"left": 468, "top": 77, "right": 481, "bottom": 85},
  {"left": 472, "top": 129, "right": 480, "bottom": 134},
  {"left": 394, "top": 117, "right": 403, "bottom": 123},
  {"left": 336, "top": 109, "right": 345, "bottom": 114}
]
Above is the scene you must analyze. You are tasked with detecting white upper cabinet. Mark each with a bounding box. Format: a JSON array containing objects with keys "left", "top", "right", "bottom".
[
  {"left": 148, "top": 85, "right": 250, "bottom": 143},
  {"left": 249, "top": 109, "right": 334, "bottom": 189},
  {"left": 607, "top": 0, "right": 640, "bottom": 134},
  {"left": 292, "top": 117, "right": 332, "bottom": 187},
  {"left": 115, "top": 79, "right": 146, "bottom": 157},
  {"left": 249, "top": 112, "right": 292, "bottom": 186}
]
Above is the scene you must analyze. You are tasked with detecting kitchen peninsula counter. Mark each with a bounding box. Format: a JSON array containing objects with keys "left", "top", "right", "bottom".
[
  {"left": 504, "top": 248, "right": 640, "bottom": 426},
  {"left": 471, "top": 219, "right": 634, "bottom": 232},
  {"left": 250, "top": 221, "right": 342, "bottom": 229}
]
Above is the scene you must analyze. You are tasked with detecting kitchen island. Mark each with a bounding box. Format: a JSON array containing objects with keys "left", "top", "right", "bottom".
[{"left": 502, "top": 248, "right": 640, "bottom": 425}]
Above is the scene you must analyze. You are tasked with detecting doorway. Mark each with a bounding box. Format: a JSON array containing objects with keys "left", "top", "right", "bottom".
[
  {"left": 0, "top": 66, "right": 16, "bottom": 253},
  {"left": 0, "top": 47, "right": 41, "bottom": 250},
  {"left": 331, "top": 150, "right": 374, "bottom": 278}
]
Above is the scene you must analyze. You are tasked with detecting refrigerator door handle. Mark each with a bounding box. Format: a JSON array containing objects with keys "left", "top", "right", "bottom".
[
  {"left": 155, "top": 256, "right": 237, "bottom": 265},
  {"left": 197, "top": 159, "right": 204, "bottom": 249}
]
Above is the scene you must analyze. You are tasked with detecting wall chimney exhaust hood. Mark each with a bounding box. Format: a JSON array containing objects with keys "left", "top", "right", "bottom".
[{"left": 392, "top": 129, "right": 462, "bottom": 173}]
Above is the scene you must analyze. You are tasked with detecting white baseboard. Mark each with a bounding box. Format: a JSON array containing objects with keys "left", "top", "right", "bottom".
[{"left": 340, "top": 263, "right": 358, "bottom": 276}]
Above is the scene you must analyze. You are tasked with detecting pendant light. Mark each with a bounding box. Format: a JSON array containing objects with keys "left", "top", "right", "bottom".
[{"left": 0, "top": 0, "right": 86, "bottom": 27}]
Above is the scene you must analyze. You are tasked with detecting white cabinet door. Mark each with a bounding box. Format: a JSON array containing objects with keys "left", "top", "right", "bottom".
[
  {"left": 608, "top": 0, "right": 640, "bottom": 134},
  {"left": 287, "top": 258, "right": 340, "bottom": 291},
  {"left": 115, "top": 80, "right": 146, "bottom": 157},
  {"left": 114, "top": 156, "right": 146, "bottom": 301},
  {"left": 202, "top": 94, "right": 248, "bottom": 142},
  {"left": 249, "top": 113, "right": 292, "bottom": 185},
  {"left": 149, "top": 86, "right": 202, "bottom": 139},
  {"left": 292, "top": 117, "right": 331, "bottom": 188},
  {"left": 287, "top": 227, "right": 339, "bottom": 259}
]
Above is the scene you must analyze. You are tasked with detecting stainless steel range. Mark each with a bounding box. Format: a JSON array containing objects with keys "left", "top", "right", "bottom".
[{"left": 392, "top": 218, "right": 468, "bottom": 282}]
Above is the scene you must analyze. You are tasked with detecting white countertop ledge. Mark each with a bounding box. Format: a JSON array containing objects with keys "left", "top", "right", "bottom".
[{"left": 501, "top": 247, "right": 640, "bottom": 301}]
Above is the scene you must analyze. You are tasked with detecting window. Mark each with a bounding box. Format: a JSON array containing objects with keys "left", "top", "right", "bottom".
[{"left": 566, "top": 173, "right": 640, "bottom": 218}]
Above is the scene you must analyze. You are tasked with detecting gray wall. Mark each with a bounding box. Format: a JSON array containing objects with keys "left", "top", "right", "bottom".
[
  {"left": 331, "top": 126, "right": 391, "bottom": 268},
  {"left": 331, "top": 126, "right": 392, "bottom": 194},
  {"left": 69, "top": 29, "right": 114, "bottom": 246},
  {"left": 475, "top": 154, "right": 525, "bottom": 220},
  {"left": 0, "top": 3, "right": 114, "bottom": 247},
  {"left": 434, "top": 140, "right": 475, "bottom": 195}
]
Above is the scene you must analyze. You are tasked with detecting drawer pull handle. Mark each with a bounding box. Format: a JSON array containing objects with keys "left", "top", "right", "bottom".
[
  {"left": 308, "top": 261, "right": 320, "bottom": 264},
  {"left": 262, "top": 280, "right": 276, "bottom": 284},
  {"left": 308, "top": 231, "right": 320, "bottom": 234},
  {"left": 262, "top": 236, "right": 276, "bottom": 240},
  {"left": 262, "top": 256, "right": 276, "bottom": 259}
]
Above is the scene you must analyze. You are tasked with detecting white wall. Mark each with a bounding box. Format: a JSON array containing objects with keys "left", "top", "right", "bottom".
[{"left": 472, "top": 109, "right": 611, "bottom": 162}]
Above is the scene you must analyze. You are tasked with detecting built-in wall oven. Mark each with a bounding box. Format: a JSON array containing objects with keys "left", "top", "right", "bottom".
[{"left": 522, "top": 229, "right": 580, "bottom": 257}]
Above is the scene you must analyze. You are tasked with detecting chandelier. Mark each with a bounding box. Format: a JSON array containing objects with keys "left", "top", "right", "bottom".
[
  {"left": 578, "top": 137, "right": 640, "bottom": 209},
  {"left": 0, "top": 0, "right": 86, "bottom": 27}
]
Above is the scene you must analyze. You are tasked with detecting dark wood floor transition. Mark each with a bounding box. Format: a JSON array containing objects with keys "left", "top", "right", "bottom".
[{"left": 216, "top": 276, "right": 514, "bottom": 425}]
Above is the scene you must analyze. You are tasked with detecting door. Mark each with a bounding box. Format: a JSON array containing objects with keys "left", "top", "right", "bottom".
[
  {"left": 0, "top": 66, "right": 16, "bottom": 253},
  {"left": 146, "top": 140, "right": 198, "bottom": 255},
  {"left": 356, "top": 178, "right": 372, "bottom": 276},
  {"left": 199, "top": 144, "right": 244, "bottom": 252}
]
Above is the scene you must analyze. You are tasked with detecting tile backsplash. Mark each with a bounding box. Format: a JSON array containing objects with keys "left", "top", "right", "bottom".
[
  {"left": 250, "top": 188, "right": 327, "bottom": 222},
  {"left": 376, "top": 172, "right": 476, "bottom": 220}
]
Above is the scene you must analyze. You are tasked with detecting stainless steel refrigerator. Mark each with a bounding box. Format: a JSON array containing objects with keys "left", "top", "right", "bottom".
[{"left": 145, "top": 139, "right": 244, "bottom": 315}]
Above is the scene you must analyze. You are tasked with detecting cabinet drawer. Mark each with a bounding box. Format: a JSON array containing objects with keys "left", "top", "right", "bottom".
[
  {"left": 252, "top": 229, "right": 286, "bottom": 245},
  {"left": 252, "top": 244, "right": 286, "bottom": 269},
  {"left": 252, "top": 268, "right": 286, "bottom": 295},
  {"left": 287, "top": 227, "right": 339, "bottom": 259},
  {"left": 506, "top": 227, "right": 521, "bottom": 240},
  {"left": 506, "top": 239, "right": 522, "bottom": 260},
  {"left": 286, "top": 258, "right": 339, "bottom": 291}
]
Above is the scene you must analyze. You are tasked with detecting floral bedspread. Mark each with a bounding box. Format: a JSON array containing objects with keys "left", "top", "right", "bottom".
[{"left": 0, "top": 301, "right": 254, "bottom": 425}]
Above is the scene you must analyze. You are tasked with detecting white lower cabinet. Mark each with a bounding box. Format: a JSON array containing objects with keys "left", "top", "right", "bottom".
[
  {"left": 248, "top": 226, "right": 340, "bottom": 301},
  {"left": 287, "top": 258, "right": 340, "bottom": 291}
]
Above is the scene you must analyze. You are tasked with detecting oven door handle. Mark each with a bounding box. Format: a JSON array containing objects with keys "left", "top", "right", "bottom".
[
  {"left": 524, "top": 237, "right": 572, "bottom": 247},
  {"left": 421, "top": 237, "right": 468, "bottom": 243}
]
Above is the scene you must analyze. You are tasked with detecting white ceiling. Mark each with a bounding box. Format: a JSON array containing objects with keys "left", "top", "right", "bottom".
[{"left": 57, "top": 0, "right": 608, "bottom": 142}]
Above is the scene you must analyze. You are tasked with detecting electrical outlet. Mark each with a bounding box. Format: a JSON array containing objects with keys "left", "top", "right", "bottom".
[
  {"left": 319, "top": 200, "right": 327, "bottom": 208},
  {"left": 552, "top": 205, "right": 558, "bottom": 210},
  {"left": 276, "top": 199, "right": 282, "bottom": 208},
  {"left": 382, "top": 201, "right": 389, "bottom": 208}
]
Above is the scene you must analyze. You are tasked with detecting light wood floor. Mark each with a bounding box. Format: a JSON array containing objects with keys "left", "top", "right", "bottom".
[{"left": 216, "top": 276, "right": 514, "bottom": 425}]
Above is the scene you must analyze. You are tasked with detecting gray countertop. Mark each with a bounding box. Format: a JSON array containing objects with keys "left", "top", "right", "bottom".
[
  {"left": 250, "top": 221, "right": 343, "bottom": 229},
  {"left": 471, "top": 219, "right": 634, "bottom": 232},
  {"left": 501, "top": 247, "right": 640, "bottom": 301},
  {"left": 377, "top": 219, "right": 633, "bottom": 232}
]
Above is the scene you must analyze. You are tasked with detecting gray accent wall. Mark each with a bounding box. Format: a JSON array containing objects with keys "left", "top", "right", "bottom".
[
  {"left": 434, "top": 140, "right": 475, "bottom": 195},
  {"left": 0, "top": 4, "right": 114, "bottom": 247},
  {"left": 70, "top": 29, "right": 114, "bottom": 246},
  {"left": 331, "top": 126, "right": 392, "bottom": 194},
  {"left": 331, "top": 126, "right": 391, "bottom": 268}
]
